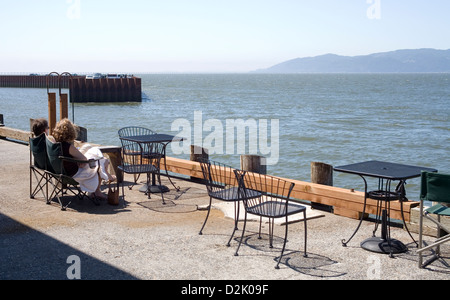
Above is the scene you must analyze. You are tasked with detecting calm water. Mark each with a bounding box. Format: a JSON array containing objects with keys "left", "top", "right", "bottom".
[{"left": 1, "top": 73, "right": 449, "bottom": 200}]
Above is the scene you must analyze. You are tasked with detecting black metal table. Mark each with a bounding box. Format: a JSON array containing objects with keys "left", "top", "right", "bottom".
[
  {"left": 119, "top": 134, "right": 184, "bottom": 193},
  {"left": 334, "top": 160, "right": 437, "bottom": 257}
]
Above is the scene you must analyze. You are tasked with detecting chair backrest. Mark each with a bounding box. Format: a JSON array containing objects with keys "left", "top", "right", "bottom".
[
  {"left": 420, "top": 171, "right": 450, "bottom": 204},
  {"left": 29, "top": 134, "right": 48, "bottom": 171},
  {"left": 199, "top": 159, "right": 238, "bottom": 196},
  {"left": 120, "top": 138, "right": 165, "bottom": 167},
  {"left": 118, "top": 126, "right": 162, "bottom": 160},
  {"left": 45, "top": 139, "right": 65, "bottom": 175},
  {"left": 120, "top": 138, "right": 143, "bottom": 166},
  {"left": 234, "top": 170, "right": 295, "bottom": 214},
  {"left": 118, "top": 126, "right": 156, "bottom": 138}
]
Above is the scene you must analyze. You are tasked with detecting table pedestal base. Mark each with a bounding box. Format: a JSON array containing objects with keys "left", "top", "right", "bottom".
[
  {"left": 361, "top": 237, "right": 408, "bottom": 255},
  {"left": 139, "top": 184, "right": 170, "bottom": 193}
]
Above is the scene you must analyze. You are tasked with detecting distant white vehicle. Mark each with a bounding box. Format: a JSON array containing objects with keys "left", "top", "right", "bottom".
[
  {"left": 86, "top": 73, "right": 131, "bottom": 79},
  {"left": 107, "top": 74, "right": 128, "bottom": 79},
  {"left": 86, "top": 73, "right": 103, "bottom": 79}
]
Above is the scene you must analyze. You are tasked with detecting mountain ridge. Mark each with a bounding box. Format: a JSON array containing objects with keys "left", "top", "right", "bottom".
[{"left": 255, "top": 49, "right": 450, "bottom": 73}]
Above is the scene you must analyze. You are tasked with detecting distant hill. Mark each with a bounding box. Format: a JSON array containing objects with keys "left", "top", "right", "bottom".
[{"left": 255, "top": 49, "right": 450, "bottom": 73}]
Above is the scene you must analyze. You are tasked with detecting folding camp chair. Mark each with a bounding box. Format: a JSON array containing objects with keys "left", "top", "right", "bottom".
[
  {"left": 418, "top": 171, "right": 450, "bottom": 268},
  {"left": 45, "top": 139, "right": 101, "bottom": 211},
  {"left": 29, "top": 134, "right": 51, "bottom": 202}
]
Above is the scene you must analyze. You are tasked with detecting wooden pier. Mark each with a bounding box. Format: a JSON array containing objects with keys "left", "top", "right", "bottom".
[{"left": 0, "top": 75, "right": 142, "bottom": 103}]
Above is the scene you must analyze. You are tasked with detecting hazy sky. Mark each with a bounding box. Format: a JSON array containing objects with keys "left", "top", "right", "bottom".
[{"left": 1, "top": 0, "right": 449, "bottom": 73}]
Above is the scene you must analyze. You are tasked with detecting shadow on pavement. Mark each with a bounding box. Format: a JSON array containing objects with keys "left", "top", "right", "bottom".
[{"left": 0, "top": 213, "right": 138, "bottom": 280}]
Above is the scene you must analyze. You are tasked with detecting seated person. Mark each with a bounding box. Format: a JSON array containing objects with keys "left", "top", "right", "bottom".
[
  {"left": 78, "top": 143, "right": 116, "bottom": 183},
  {"left": 31, "top": 118, "right": 55, "bottom": 142},
  {"left": 52, "top": 118, "right": 115, "bottom": 200}
]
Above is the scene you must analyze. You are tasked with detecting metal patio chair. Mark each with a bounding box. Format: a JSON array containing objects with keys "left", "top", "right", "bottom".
[
  {"left": 198, "top": 159, "right": 261, "bottom": 246},
  {"left": 118, "top": 126, "right": 159, "bottom": 185},
  {"left": 234, "top": 170, "right": 307, "bottom": 269},
  {"left": 118, "top": 126, "right": 179, "bottom": 191},
  {"left": 118, "top": 137, "right": 166, "bottom": 205},
  {"left": 418, "top": 171, "right": 450, "bottom": 268}
]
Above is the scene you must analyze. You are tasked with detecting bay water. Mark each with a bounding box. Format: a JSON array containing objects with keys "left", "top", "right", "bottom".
[{"left": 1, "top": 73, "right": 449, "bottom": 201}]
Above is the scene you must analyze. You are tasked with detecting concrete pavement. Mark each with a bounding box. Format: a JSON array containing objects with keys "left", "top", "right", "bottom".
[{"left": 0, "top": 139, "right": 448, "bottom": 281}]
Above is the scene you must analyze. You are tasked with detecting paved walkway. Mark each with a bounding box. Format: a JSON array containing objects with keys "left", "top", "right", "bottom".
[{"left": 0, "top": 139, "right": 448, "bottom": 281}]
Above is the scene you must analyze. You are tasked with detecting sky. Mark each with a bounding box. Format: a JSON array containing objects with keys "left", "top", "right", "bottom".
[{"left": 1, "top": 0, "right": 450, "bottom": 73}]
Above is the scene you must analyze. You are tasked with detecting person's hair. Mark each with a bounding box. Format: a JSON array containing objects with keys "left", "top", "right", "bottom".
[
  {"left": 31, "top": 118, "right": 49, "bottom": 137},
  {"left": 53, "top": 118, "right": 78, "bottom": 143}
]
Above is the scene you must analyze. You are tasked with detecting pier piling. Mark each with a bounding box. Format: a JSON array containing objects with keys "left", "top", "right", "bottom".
[
  {"left": 48, "top": 93, "right": 57, "bottom": 136},
  {"left": 240, "top": 155, "right": 267, "bottom": 174},
  {"left": 0, "top": 75, "right": 142, "bottom": 102},
  {"left": 311, "top": 162, "right": 334, "bottom": 212}
]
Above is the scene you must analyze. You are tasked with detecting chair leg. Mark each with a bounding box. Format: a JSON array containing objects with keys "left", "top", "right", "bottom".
[
  {"left": 235, "top": 212, "right": 248, "bottom": 257},
  {"left": 258, "top": 216, "right": 263, "bottom": 239},
  {"left": 437, "top": 215, "right": 442, "bottom": 256},
  {"left": 157, "top": 170, "right": 165, "bottom": 205},
  {"left": 121, "top": 176, "right": 126, "bottom": 207},
  {"left": 158, "top": 172, "right": 166, "bottom": 205},
  {"left": 30, "top": 169, "right": 48, "bottom": 200},
  {"left": 118, "top": 180, "right": 125, "bottom": 208},
  {"left": 226, "top": 201, "right": 240, "bottom": 247},
  {"left": 276, "top": 215, "right": 289, "bottom": 269},
  {"left": 163, "top": 154, "right": 180, "bottom": 192},
  {"left": 269, "top": 218, "right": 274, "bottom": 248},
  {"left": 303, "top": 210, "right": 308, "bottom": 258},
  {"left": 29, "top": 167, "right": 32, "bottom": 198},
  {"left": 145, "top": 173, "right": 151, "bottom": 199},
  {"left": 418, "top": 200, "right": 425, "bottom": 268},
  {"left": 199, "top": 197, "right": 212, "bottom": 235}
]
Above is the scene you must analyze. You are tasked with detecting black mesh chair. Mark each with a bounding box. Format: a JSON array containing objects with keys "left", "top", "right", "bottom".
[
  {"left": 234, "top": 170, "right": 307, "bottom": 269},
  {"left": 118, "top": 126, "right": 159, "bottom": 185},
  {"left": 118, "top": 137, "right": 166, "bottom": 205},
  {"left": 198, "top": 160, "right": 261, "bottom": 246},
  {"left": 118, "top": 126, "right": 179, "bottom": 191}
]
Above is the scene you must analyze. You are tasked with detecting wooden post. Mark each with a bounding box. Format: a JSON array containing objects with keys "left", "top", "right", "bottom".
[
  {"left": 311, "top": 162, "right": 334, "bottom": 212},
  {"left": 240, "top": 155, "right": 267, "bottom": 174},
  {"left": 60, "top": 94, "right": 68, "bottom": 120},
  {"left": 190, "top": 145, "right": 208, "bottom": 182},
  {"left": 48, "top": 93, "right": 56, "bottom": 135},
  {"left": 311, "top": 162, "right": 333, "bottom": 186},
  {"left": 190, "top": 145, "right": 209, "bottom": 162},
  {"left": 76, "top": 125, "right": 88, "bottom": 142}
]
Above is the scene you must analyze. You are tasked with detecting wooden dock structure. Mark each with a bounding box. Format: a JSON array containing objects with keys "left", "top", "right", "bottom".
[{"left": 0, "top": 75, "right": 142, "bottom": 103}]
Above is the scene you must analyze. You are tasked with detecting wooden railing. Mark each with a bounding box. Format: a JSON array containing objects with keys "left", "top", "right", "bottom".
[{"left": 160, "top": 156, "right": 418, "bottom": 222}]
